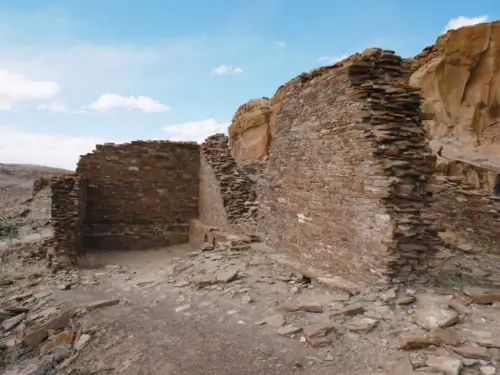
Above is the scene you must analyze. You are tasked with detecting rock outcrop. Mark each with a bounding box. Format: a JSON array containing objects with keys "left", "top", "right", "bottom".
[
  {"left": 410, "top": 21, "right": 500, "bottom": 167},
  {"left": 228, "top": 98, "right": 272, "bottom": 163},
  {"left": 228, "top": 81, "right": 294, "bottom": 164}
]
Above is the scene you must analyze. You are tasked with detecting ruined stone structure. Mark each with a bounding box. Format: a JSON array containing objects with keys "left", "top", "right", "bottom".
[
  {"left": 199, "top": 134, "right": 258, "bottom": 232},
  {"left": 47, "top": 175, "right": 87, "bottom": 268},
  {"left": 430, "top": 159, "right": 500, "bottom": 255},
  {"left": 32, "top": 177, "right": 50, "bottom": 197},
  {"left": 257, "top": 49, "right": 439, "bottom": 284},
  {"left": 42, "top": 21, "right": 500, "bottom": 289},
  {"left": 76, "top": 141, "right": 200, "bottom": 250}
]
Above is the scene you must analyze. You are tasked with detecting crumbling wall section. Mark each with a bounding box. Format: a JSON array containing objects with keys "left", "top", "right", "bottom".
[
  {"left": 258, "top": 49, "right": 439, "bottom": 284},
  {"left": 430, "top": 160, "right": 500, "bottom": 254},
  {"left": 32, "top": 177, "right": 50, "bottom": 197},
  {"left": 77, "top": 141, "right": 200, "bottom": 250},
  {"left": 199, "top": 134, "right": 258, "bottom": 233},
  {"left": 48, "top": 174, "right": 87, "bottom": 269}
]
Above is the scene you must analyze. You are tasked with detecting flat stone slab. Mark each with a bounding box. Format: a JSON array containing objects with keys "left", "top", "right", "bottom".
[
  {"left": 463, "top": 287, "right": 500, "bottom": 304},
  {"left": 343, "top": 318, "right": 378, "bottom": 333},
  {"left": 413, "top": 306, "right": 459, "bottom": 330},
  {"left": 426, "top": 355, "right": 462, "bottom": 375}
]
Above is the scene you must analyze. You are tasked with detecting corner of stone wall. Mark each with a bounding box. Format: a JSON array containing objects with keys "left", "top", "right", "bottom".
[
  {"left": 32, "top": 177, "right": 51, "bottom": 197},
  {"left": 48, "top": 174, "right": 87, "bottom": 269},
  {"left": 347, "top": 48, "right": 440, "bottom": 281},
  {"left": 199, "top": 134, "right": 259, "bottom": 232}
]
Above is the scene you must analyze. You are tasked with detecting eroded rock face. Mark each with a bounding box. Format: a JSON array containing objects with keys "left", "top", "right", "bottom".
[
  {"left": 228, "top": 98, "right": 272, "bottom": 163},
  {"left": 228, "top": 80, "right": 295, "bottom": 164},
  {"left": 410, "top": 21, "right": 500, "bottom": 162}
]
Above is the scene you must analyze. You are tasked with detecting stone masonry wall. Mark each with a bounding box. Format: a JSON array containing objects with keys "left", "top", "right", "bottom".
[
  {"left": 47, "top": 174, "right": 87, "bottom": 269},
  {"left": 429, "top": 159, "right": 500, "bottom": 254},
  {"left": 199, "top": 134, "right": 258, "bottom": 233},
  {"left": 257, "top": 48, "right": 439, "bottom": 285},
  {"left": 77, "top": 141, "right": 200, "bottom": 250}
]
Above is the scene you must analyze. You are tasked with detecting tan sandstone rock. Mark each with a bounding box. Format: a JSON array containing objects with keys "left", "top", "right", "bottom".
[
  {"left": 228, "top": 98, "right": 272, "bottom": 162},
  {"left": 228, "top": 79, "right": 295, "bottom": 163},
  {"left": 410, "top": 21, "right": 500, "bottom": 164}
]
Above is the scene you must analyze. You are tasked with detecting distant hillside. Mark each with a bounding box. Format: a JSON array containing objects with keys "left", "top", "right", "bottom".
[{"left": 0, "top": 163, "right": 69, "bottom": 210}]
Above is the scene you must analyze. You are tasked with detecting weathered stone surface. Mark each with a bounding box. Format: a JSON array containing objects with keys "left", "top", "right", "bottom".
[
  {"left": 332, "top": 303, "right": 364, "bottom": 317},
  {"left": 215, "top": 269, "right": 239, "bottom": 283},
  {"left": 430, "top": 327, "right": 461, "bottom": 346},
  {"left": 44, "top": 311, "right": 70, "bottom": 331},
  {"left": 276, "top": 325, "right": 302, "bottom": 336},
  {"left": 411, "top": 21, "right": 500, "bottom": 161},
  {"left": 389, "top": 353, "right": 415, "bottom": 375},
  {"left": 228, "top": 98, "right": 272, "bottom": 163},
  {"left": 22, "top": 328, "right": 49, "bottom": 347},
  {"left": 2, "top": 313, "right": 26, "bottom": 330},
  {"left": 303, "top": 322, "right": 336, "bottom": 338},
  {"left": 317, "top": 277, "right": 363, "bottom": 295},
  {"left": 464, "top": 287, "right": 500, "bottom": 305},
  {"left": 452, "top": 346, "right": 491, "bottom": 360},
  {"left": 192, "top": 277, "right": 216, "bottom": 289},
  {"left": 74, "top": 333, "right": 91, "bottom": 350},
  {"left": 344, "top": 317, "right": 379, "bottom": 333},
  {"left": 306, "top": 336, "right": 332, "bottom": 348},
  {"left": 297, "top": 301, "right": 323, "bottom": 313},
  {"left": 45, "top": 175, "right": 87, "bottom": 268},
  {"left": 84, "top": 300, "right": 119, "bottom": 310},
  {"left": 258, "top": 50, "right": 439, "bottom": 284},
  {"left": 400, "top": 337, "right": 439, "bottom": 350},
  {"left": 76, "top": 141, "right": 200, "bottom": 251},
  {"left": 413, "top": 306, "right": 459, "bottom": 330},
  {"left": 426, "top": 355, "right": 462, "bottom": 375},
  {"left": 199, "top": 134, "right": 258, "bottom": 231},
  {"left": 480, "top": 366, "right": 496, "bottom": 375}
]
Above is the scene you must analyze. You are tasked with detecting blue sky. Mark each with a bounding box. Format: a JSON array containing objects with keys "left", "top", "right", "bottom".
[{"left": 0, "top": 0, "right": 498, "bottom": 169}]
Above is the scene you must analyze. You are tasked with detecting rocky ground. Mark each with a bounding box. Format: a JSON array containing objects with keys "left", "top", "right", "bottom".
[{"left": 1, "top": 232, "right": 500, "bottom": 375}]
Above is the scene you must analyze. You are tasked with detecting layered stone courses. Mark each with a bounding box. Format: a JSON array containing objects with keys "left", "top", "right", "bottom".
[
  {"left": 48, "top": 174, "right": 87, "bottom": 269},
  {"left": 76, "top": 141, "right": 200, "bottom": 250},
  {"left": 257, "top": 48, "right": 439, "bottom": 284},
  {"left": 200, "top": 134, "right": 258, "bottom": 231}
]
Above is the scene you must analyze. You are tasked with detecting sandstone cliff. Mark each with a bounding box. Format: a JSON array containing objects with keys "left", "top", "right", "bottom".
[{"left": 410, "top": 21, "right": 500, "bottom": 169}]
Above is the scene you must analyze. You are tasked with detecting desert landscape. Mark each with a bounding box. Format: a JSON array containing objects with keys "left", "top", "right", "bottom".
[{"left": 2, "top": 19, "right": 500, "bottom": 375}]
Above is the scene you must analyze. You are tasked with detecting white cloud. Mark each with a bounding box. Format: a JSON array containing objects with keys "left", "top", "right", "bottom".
[
  {"left": 276, "top": 41, "right": 286, "bottom": 49},
  {"left": 37, "top": 101, "right": 67, "bottom": 113},
  {"left": 317, "top": 55, "right": 349, "bottom": 65},
  {"left": 0, "top": 125, "right": 113, "bottom": 170},
  {"left": 443, "top": 16, "right": 489, "bottom": 33},
  {"left": 163, "top": 119, "right": 229, "bottom": 143},
  {"left": 211, "top": 65, "right": 244, "bottom": 75},
  {"left": 86, "top": 93, "right": 171, "bottom": 113},
  {"left": 0, "top": 69, "right": 61, "bottom": 110}
]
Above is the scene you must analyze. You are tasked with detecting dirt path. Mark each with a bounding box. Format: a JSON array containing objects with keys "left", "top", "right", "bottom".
[{"left": 60, "top": 246, "right": 353, "bottom": 374}]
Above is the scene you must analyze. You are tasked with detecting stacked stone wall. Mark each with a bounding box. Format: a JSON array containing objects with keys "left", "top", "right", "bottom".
[
  {"left": 32, "top": 177, "right": 51, "bottom": 197},
  {"left": 48, "top": 174, "right": 87, "bottom": 268},
  {"left": 198, "top": 134, "right": 258, "bottom": 234},
  {"left": 257, "top": 49, "right": 439, "bottom": 284},
  {"left": 77, "top": 141, "right": 200, "bottom": 250}
]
